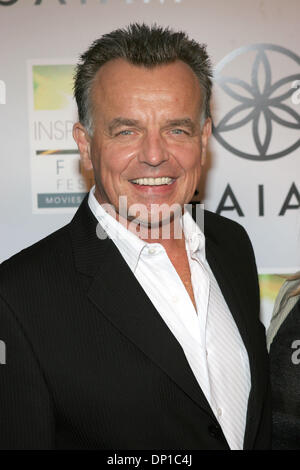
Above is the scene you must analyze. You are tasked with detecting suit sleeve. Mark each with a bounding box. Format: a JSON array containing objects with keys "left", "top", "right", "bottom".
[{"left": 0, "top": 294, "right": 54, "bottom": 449}]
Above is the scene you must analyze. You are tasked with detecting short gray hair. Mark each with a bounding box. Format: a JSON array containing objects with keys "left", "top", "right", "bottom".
[{"left": 74, "top": 23, "right": 213, "bottom": 135}]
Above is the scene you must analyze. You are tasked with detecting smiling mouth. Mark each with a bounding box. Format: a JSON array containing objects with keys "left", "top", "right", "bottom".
[{"left": 130, "top": 177, "right": 175, "bottom": 186}]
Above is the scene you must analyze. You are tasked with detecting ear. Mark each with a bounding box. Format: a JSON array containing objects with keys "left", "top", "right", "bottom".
[
  {"left": 73, "top": 122, "right": 93, "bottom": 171},
  {"left": 200, "top": 117, "right": 212, "bottom": 167}
]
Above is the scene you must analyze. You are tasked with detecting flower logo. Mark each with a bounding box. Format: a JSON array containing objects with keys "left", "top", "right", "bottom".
[{"left": 213, "top": 44, "right": 300, "bottom": 161}]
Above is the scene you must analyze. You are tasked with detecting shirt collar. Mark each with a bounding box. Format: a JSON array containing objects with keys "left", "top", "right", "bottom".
[
  {"left": 88, "top": 186, "right": 146, "bottom": 273},
  {"left": 181, "top": 209, "right": 206, "bottom": 259},
  {"left": 88, "top": 186, "right": 206, "bottom": 271}
]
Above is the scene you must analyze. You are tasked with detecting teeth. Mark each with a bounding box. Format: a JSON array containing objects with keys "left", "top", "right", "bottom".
[{"left": 131, "top": 177, "right": 174, "bottom": 186}]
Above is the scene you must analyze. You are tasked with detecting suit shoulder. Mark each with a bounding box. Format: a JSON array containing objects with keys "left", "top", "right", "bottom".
[
  {"left": 204, "top": 209, "right": 249, "bottom": 241},
  {"left": 203, "top": 210, "right": 259, "bottom": 306},
  {"left": 0, "top": 223, "right": 72, "bottom": 286}
]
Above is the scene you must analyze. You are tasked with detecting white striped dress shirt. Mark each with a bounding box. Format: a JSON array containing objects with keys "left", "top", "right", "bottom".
[{"left": 88, "top": 187, "right": 251, "bottom": 450}]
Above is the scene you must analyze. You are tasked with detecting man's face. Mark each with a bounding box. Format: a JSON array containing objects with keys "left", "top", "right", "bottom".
[{"left": 74, "top": 58, "right": 211, "bottom": 226}]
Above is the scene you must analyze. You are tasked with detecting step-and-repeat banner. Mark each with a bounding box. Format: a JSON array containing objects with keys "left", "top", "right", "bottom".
[{"left": 0, "top": 0, "right": 299, "bottom": 326}]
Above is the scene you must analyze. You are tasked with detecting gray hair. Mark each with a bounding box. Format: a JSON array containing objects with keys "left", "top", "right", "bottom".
[{"left": 74, "top": 23, "right": 213, "bottom": 135}]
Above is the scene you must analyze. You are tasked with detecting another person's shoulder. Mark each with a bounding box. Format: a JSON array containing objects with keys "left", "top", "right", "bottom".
[{"left": 267, "top": 277, "right": 300, "bottom": 350}]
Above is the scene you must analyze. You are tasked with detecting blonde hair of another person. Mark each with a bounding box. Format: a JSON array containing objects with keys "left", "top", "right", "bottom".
[
  {"left": 267, "top": 272, "right": 300, "bottom": 350},
  {"left": 287, "top": 272, "right": 300, "bottom": 297}
]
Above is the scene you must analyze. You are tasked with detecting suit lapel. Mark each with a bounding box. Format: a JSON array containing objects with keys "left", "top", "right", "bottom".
[{"left": 69, "top": 195, "right": 216, "bottom": 419}]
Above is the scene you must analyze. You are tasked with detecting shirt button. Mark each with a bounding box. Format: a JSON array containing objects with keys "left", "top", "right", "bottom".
[
  {"left": 217, "top": 408, "right": 223, "bottom": 418},
  {"left": 148, "top": 247, "right": 156, "bottom": 255}
]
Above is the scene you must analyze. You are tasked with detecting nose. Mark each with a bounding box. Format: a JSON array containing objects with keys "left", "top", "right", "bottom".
[{"left": 138, "top": 131, "right": 169, "bottom": 166}]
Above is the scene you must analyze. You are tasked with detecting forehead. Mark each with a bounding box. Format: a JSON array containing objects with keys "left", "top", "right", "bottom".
[{"left": 91, "top": 58, "right": 202, "bottom": 115}]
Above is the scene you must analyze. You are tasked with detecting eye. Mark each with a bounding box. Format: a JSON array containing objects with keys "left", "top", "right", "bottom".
[
  {"left": 116, "top": 129, "right": 134, "bottom": 136},
  {"left": 170, "top": 128, "right": 188, "bottom": 135}
]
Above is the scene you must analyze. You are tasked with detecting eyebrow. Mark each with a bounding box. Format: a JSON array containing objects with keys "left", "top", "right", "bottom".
[
  {"left": 163, "top": 118, "right": 196, "bottom": 133},
  {"left": 107, "top": 117, "right": 197, "bottom": 135},
  {"left": 108, "top": 117, "right": 140, "bottom": 135}
]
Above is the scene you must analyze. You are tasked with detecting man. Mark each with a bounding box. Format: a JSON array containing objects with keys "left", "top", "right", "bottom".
[{"left": 0, "top": 24, "right": 271, "bottom": 450}]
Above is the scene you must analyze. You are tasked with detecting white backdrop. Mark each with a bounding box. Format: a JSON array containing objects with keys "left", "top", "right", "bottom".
[{"left": 0, "top": 0, "right": 299, "bottom": 280}]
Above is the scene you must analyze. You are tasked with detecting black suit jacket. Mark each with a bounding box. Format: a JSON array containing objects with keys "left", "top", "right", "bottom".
[{"left": 0, "top": 196, "right": 271, "bottom": 449}]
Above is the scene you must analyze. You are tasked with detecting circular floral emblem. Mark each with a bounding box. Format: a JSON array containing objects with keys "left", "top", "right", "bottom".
[{"left": 213, "top": 44, "right": 300, "bottom": 161}]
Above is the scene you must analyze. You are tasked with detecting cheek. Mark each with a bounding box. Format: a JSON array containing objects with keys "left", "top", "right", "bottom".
[
  {"left": 98, "top": 145, "right": 133, "bottom": 178},
  {"left": 176, "top": 148, "right": 202, "bottom": 171}
]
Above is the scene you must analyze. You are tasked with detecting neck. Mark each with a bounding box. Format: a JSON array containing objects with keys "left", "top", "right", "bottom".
[{"left": 117, "top": 212, "right": 186, "bottom": 252}]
